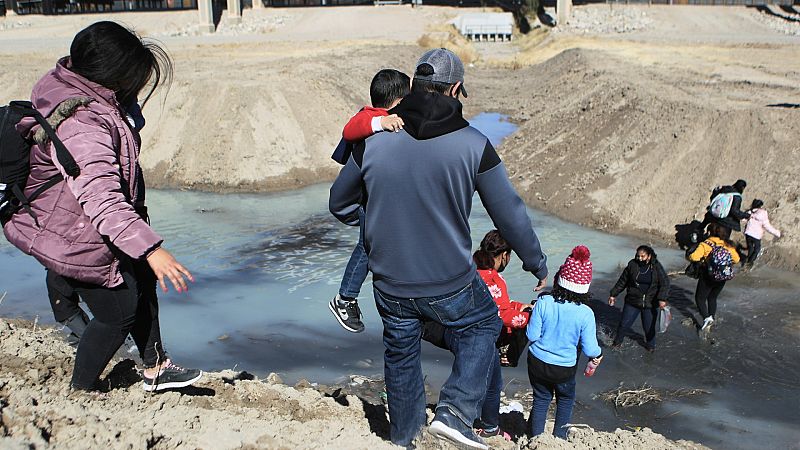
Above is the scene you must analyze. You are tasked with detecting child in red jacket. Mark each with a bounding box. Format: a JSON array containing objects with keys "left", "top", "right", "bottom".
[
  {"left": 330, "top": 70, "right": 408, "bottom": 165},
  {"left": 474, "top": 230, "right": 535, "bottom": 365},
  {"left": 329, "top": 69, "right": 410, "bottom": 333}
]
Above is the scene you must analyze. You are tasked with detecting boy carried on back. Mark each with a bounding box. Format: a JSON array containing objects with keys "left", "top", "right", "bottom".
[{"left": 329, "top": 69, "right": 410, "bottom": 332}]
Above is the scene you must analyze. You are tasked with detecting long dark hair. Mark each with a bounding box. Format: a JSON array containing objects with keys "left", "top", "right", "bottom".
[
  {"left": 750, "top": 199, "right": 764, "bottom": 210},
  {"left": 70, "top": 21, "right": 173, "bottom": 108},
  {"left": 473, "top": 230, "right": 511, "bottom": 270}
]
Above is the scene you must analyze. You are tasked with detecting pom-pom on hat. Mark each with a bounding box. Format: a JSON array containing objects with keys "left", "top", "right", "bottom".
[{"left": 557, "top": 245, "right": 593, "bottom": 294}]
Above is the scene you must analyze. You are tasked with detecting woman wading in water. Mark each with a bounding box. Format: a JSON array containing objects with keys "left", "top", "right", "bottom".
[
  {"left": 4, "top": 22, "right": 201, "bottom": 392},
  {"left": 608, "top": 245, "right": 670, "bottom": 352}
]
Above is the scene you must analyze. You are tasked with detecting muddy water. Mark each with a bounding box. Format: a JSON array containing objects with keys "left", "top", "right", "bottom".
[{"left": 1, "top": 113, "right": 798, "bottom": 449}]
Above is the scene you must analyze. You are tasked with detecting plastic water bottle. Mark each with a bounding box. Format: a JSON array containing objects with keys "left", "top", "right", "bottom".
[{"left": 584, "top": 359, "right": 599, "bottom": 377}]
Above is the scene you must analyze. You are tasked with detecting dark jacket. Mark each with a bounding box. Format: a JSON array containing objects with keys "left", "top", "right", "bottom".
[
  {"left": 708, "top": 185, "right": 750, "bottom": 232},
  {"left": 610, "top": 258, "right": 670, "bottom": 308},
  {"left": 329, "top": 91, "right": 548, "bottom": 298}
]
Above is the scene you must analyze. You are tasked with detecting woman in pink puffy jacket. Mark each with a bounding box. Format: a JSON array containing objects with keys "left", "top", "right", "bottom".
[
  {"left": 4, "top": 22, "right": 201, "bottom": 392},
  {"left": 743, "top": 199, "right": 781, "bottom": 266}
]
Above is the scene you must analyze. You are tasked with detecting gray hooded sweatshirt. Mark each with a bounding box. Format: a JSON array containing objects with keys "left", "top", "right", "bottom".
[{"left": 329, "top": 91, "right": 547, "bottom": 298}]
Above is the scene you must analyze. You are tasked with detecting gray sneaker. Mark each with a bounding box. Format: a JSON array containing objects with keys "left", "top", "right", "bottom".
[
  {"left": 142, "top": 361, "right": 203, "bottom": 392},
  {"left": 328, "top": 294, "right": 365, "bottom": 333},
  {"left": 429, "top": 407, "right": 488, "bottom": 450}
]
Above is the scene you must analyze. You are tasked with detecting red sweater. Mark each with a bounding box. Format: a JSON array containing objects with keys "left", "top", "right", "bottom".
[
  {"left": 342, "top": 106, "right": 389, "bottom": 142},
  {"left": 478, "top": 269, "right": 530, "bottom": 330}
]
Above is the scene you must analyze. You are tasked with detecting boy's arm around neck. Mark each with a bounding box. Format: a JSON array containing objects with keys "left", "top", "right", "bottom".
[{"left": 342, "top": 107, "right": 389, "bottom": 142}]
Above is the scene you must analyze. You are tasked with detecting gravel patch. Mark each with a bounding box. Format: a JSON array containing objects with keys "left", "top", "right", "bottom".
[
  {"left": 750, "top": 5, "right": 800, "bottom": 36},
  {"left": 553, "top": 6, "right": 654, "bottom": 34},
  {"left": 0, "top": 19, "right": 33, "bottom": 31},
  {"left": 154, "top": 11, "right": 294, "bottom": 37}
]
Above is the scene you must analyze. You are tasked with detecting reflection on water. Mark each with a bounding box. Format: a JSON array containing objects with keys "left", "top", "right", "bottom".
[{"left": 0, "top": 113, "right": 798, "bottom": 449}]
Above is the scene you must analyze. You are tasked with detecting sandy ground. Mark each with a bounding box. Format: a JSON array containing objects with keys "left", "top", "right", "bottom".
[
  {"left": 0, "top": 318, "right": 709, "bottom": 449},
  {"left": 1, "top": 5, "right": 798, "bottom": 269}
]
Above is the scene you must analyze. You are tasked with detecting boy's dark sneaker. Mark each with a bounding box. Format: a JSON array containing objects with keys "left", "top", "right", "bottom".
[
  {"left": 142, "top": 361, "right": 203, "bottom": 392},
  {"left": 328, "top": 294, "right": 365, "bottom": 333},
  {"left": 429, "top": 407, "right": 488, "bottom": 450}
]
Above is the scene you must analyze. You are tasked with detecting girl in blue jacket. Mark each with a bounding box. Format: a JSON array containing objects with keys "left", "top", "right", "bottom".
[{"left": 527, "top": 246, "right": 603, "bottom": 439}]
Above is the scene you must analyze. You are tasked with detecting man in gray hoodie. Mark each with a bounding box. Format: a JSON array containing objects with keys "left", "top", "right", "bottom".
[{"left": 330, "top": 48, "right": 548, "bottom": 449}]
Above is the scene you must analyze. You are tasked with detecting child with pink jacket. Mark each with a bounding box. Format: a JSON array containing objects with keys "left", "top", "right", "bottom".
[{"left": 743, "top": 199, "right": 781, "bottom": 265}]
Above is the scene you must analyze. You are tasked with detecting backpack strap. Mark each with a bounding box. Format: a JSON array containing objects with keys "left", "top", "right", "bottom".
[
  {"left": 10, "top": 100, "right": 81, "bottom": 178},
  {"left": 8, "top": 174, "right": 63, "bottom": 228}
]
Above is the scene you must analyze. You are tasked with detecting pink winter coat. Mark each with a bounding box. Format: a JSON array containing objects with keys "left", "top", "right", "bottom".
[
  {"left": 744, "top": 208, "right": 781, "bottom": 240},
  {"left": 3, "top": 58, "right": 162, "bottom": 287}
]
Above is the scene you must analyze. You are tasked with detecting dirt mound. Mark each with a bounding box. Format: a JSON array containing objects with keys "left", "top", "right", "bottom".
[
  {"left": 470, "top": 47, "right": 800, "bottom": 270},
  {"left": 0, "top": 319, "right": 706, "bottom": 449}
]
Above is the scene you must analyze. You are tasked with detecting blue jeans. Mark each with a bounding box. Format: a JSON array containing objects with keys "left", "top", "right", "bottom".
[
  {"left": 529, "top": 373, "right": 576, "bottom": 439},
  {"left": 478, "top": 351, "right": 502, "bottom": 428},
  {"left": 339, "top": 207, "right": 368, "bottom": 299},
  {"left": 374, "top": 274, "right": 502, "bottom": 446},
  {"left": 614, "top": 303, "right": 657, "bottom": 349}
]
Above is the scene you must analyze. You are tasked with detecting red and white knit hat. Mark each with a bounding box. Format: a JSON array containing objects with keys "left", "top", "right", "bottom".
[{"left": 556, "top": 245, "right": 593, "bottom": 294}]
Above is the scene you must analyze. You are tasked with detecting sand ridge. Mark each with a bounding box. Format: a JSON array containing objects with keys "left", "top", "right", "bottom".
[{"left": 0, "top": 318, "right": 709, "bottom": 449}]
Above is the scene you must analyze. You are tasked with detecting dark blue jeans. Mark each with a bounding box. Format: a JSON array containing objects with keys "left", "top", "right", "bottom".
[
  {"left": 614, "top": 303, "right": 657, "bottom": 349},
  {"left": 374, "top": 274, "right": 502, "bottom": 446},
  {"left": 339, "top": 207, "right": 368, "bottom": 299},
  {"left": 529, "top": 372, "right": 577, "bottom": 439},
  {"left": 478, "top": 351, "right": 502, "bottom": 428}
]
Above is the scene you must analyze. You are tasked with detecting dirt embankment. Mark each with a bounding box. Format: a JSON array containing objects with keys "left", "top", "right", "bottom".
[
  {"left": 469, "top": 43, "right": 800, "bottom": 271},
  {"left": 136, "top": 42, "right": 423, "bottom": 192},
  {"left": 0, "top": 319, "right": 708, "bottom": 449},
  {"left": 0, "top": 39, "right": 422, "bottom": 193}
]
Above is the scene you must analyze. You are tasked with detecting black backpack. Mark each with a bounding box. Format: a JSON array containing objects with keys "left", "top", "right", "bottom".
[{"left": 0, "top": 101, "right": 80, "bottom": 226}]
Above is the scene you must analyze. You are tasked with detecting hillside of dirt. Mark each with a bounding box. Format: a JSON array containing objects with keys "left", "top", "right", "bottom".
[
  {"left": 0, "top": 318, "right": 709, "bottom": 449},
  {"left": 1, "top": 5, "right": 798, "bottom": 271},
  {"left": 469, "top": 43, "right": 800, "bottom": 270}
]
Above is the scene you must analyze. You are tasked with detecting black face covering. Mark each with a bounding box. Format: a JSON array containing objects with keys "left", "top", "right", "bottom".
[
  {"left": 498, "top": 254, "right": 509, "bottom": 273},
  {"left": 636, "top": 259, "right": 649, "bottom": 267}
]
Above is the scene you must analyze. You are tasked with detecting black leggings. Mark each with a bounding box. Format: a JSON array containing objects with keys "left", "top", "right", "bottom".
[
  {"left": 46, "top": 269, "right": 82, "bottom": 323},
  {"left": 695, "top": 275, "right": 726, "bottom": 319},
  {"left": 745, "top": 235, "right": 761, "bottom": 265},
  {"left": 67, "top": 260, "right": 166, "bottom": 390}
]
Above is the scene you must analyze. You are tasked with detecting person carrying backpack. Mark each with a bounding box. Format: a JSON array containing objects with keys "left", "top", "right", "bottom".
[
  {"left": 699, "top": 179, "right": 750, "bottom": 234},
  {"left": 2, "top": 22, "right": 201, "bottom": 392},
  {"left": 688, "top": 223, "right": 740, "bottom": 332}
]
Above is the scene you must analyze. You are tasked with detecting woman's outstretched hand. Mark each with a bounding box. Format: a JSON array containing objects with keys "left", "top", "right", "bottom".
[
  {"left": 534, "top": 277, "right": 547, "bottom": 292},
  {"left": 146, "top": 247, "right": 194, "bottom": 293}
]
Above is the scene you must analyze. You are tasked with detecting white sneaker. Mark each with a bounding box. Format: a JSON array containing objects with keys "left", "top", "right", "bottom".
[{"left": 701, "top": 316, "right": 714, "bottom": 331}]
